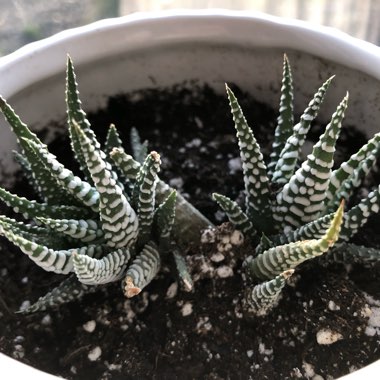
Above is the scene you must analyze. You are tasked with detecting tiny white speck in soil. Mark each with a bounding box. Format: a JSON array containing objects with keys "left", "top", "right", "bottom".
[
  {"left": 316, "top": 328, "right": 343, "bottom": 345},
  {"left": 21, "top": 276, "right": 28, "bottom": 284},
  {"left": 247, "top": 350, "right": 254, "bottom": 358},
  {"left": 41, "top": 314, "right": 52, "bottom": 326},
  {"left": 83, "top": 320, "right": 96, "bottom": 333},
  {"left": 166, "top": 282, "right": 178, "bottom": 299},
  {"left": 88, "top": 346, "right": 102, "bottom": 361},
  {"left": 216, "top": 265, "right": 234, "bottom": 278},
  {"left": 181, "top": 302, "right": 193, "bottom": 317},
  {"left": 19, "top": 300, "right": 30, "bottom": 311}
]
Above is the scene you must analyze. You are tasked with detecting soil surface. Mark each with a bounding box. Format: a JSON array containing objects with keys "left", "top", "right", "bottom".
[{"left": 0, "top": 83, "right": 379, "bottom": 379}]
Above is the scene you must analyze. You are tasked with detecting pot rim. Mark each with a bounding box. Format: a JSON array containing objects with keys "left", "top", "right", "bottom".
[{"left": 1, "top": 9, "right": 380, "bottom": 98}]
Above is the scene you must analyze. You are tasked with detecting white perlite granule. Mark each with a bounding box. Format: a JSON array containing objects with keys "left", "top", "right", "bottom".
[
  {"left": 181, "top": 302, "right": 193, "bottom": 317},
  {"left": 364, "top": 293, "right": 380, "bottom": 336},
  {"left": 316, "top": 328, "right": 343, "bottom": 345},
  {"left": 228, "top": 157, "right": 242, "bottom": 174},
  {"left": 216, "top": 265, "right": 234, "bottom": 278},
  {"left": 166, "top": 282, "right": 178, "bottom": 299},
  {"left": 88, "top": 346, "right": 102, "bottom": 361},
  {"left": 83, "top": 320, "right": 96, "bottom": 333}
]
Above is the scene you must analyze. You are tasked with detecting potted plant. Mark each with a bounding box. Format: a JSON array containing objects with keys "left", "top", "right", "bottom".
[{"left": 0, "top": 10, "right": 379, "bottom": 379}]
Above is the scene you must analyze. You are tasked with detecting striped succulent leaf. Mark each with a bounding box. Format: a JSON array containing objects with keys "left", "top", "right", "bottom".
[
  {"left": 123, "top": 241, "right": 161, "bottom": 298},
  {"left": 226, "top": 85, "right": 273, "bottom": 232},
  {"left": 325, "top": 131, "right": 380, "bottom": 213},
  {"left": 274, "top": 93, "right": 348, "bottom": 228},
  {"left": 0, "top": 186, "right": 91, "bottom": 220},
  {"left": 268, "top": 54, "right": 294, "bottom": 177},
  {"left": 130, "top": 126, "right": 148, "bottom": 164},
  {"left": 339, "top": 185, "right": 380, "bottom": 241},
  {"left": 73, "top": 248, "right": 131, "bottom": 285},
  {"left": 36, "top": 217, "right": 104, "bottom": 244},
  {"left": 325, "top": 243, "right": 380, "bottom": 264},
  {"left": 105, "top": 123, "right": 123, "bottom": 155},
  {"left": 133, "top": 151, "right": 161, "bottom": 247},
  {"left": 23, "top": 138, "right": 100, "bottom": 211},
  {"left": 0, "top": 220, "right": 106, "bottom": 274},
  {"left": 271, "top": 76, "right": 334, "bottom": 184},
  {"left": 245, "top": 269, "right": 294, "bottom": 316},
  {"left": 0, "top": 97, "right": 73, "bottom": 204},
  {"left": 212, "top": 192, "right": 254, "bottom": 235},
  {"left": 18, "top": 275, "right": 98, "bottom": 314},
  {"left": 246, "top": 201, "right": 344, "bottom": 281},
  {"left": 72, "top": 122, "right": 139, "bottom": 249}
]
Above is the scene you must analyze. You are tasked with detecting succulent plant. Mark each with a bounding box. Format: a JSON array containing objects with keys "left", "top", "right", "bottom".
[
  {"left": 214, "top": 55, "right": 380, "bottom": 316},
  {"left": 0, "top": 57, "right": 211, "bottom": 313}
]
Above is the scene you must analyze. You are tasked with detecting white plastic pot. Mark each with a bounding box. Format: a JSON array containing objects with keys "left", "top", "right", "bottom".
[{"left": 0, "top": 9, "right": 379, "bottom": 379}]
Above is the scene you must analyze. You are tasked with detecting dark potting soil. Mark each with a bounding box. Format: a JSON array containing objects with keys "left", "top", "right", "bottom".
[{"left": 0, "top": 83, "right": 379, "bottom": 380}]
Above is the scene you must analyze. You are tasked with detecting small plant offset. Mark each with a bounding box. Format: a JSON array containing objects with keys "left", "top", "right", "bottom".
[
  {"left": 0, "top": 57, "right": 211, "bottom": 313},
  {"left": 213, "top": 55, "right": 380, "bottom": 316}
]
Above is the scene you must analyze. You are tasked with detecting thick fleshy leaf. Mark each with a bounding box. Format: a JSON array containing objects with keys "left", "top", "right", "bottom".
[
  {"left": 271, "top": 76, "right": 334, "bottom": 184},
  {"left": 172, "top": 247, "right": 193, "bottom": 292},
  {"left": 153, "top": 189, "right": 177, "bottom": 249},
  {"left": 0, "top": 222, "right": 106, "bottom": 274},
  {"left": 212, "top": 193, "right": 254, "bottom": 235},
  {"left": 19, "top": 275, "right": 97, "bottom": 314},
  {"left": 0, "top": 186, "right": 92, "bottom": 220},
  {"left": 326, "top": 131, "right": 380, "bottom": 213},
  {"left": 0, "top": 97, "right": 72, "bottom": 204},
  {"left": 244, "top": 269, "right": 294, "bottom": 316},
  {"left": 226, "top": 85, "right": 273, "bottom": 231},
  {"left": 105, "top": 124, "right": 123, "bottom": 155},
  {"left": 24, "top": 138, "right": 100, "bottom": 210},
  {"left": 73, "top": 123, "right": 138, "bottom": 249},
  {"left": 134, "top": 151, "right": 161, "bottom": 247},
  {"left": 325, "top": 243, "right": 380, "bottom": 264},
  {"left": 36, "top": 217, "right": 104, "bottom": 244},
  {"left": 247, "top": 201, "right": 344, "bottom": 280},
  {"left": 339, "top": 185, "right": 380, "bottom": 241},
  {"left": 0, "top": 216, "right": 72, "bottom": 249},
  {"left": 130, "top": 126, "right": 148, "bottom": 164},
  {"left": 274, "top": 94, "right": 348, "bottom": 228},
  {"left": 122, "top": 242, "right": 160, "bottom": 298},
  {"left": 73, "top": 248, "right": 131, "bottom": 285},
  {"left": 268, "top": 54, "right": 294, "bottom": 177}
]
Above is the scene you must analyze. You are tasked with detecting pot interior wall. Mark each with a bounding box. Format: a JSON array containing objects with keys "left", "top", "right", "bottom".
[{"left": 1, "top": 43, "right": 379, "bottom": 185}]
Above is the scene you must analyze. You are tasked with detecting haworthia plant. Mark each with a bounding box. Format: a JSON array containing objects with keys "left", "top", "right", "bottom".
[
  {"left": 0, "top": 56, "right": 211, "bottom": 313},
  {"left": 214, "top": 55, "right": 380, "bottom": 316}
]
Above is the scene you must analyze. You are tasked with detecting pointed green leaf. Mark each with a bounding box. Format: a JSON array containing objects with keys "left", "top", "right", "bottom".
[
  {"left": 226, "top": 85, "right": 273, "bottom": 231},
  {"left": 339, "top": 185, "right": 380, "bottom": 242},
  {"left": 0, "top": 222, "right": 106, "bottom": 274},
  {"left": 73, "top": 248, "right": 131, "bottom": 285},
  {"left": 244, "top": 269, "right": 294, "bottom": 316},
  {"left": 326, "top": 131, "right": 380, "bottom": 213},
  {"left": 130, "top": 126, "right": 148, "bottom": 164},
  {"left": 172, "top": 247, "right": 193, "bottom": 292},
  {"left": 19, "top": 275, "right": 97, "bottom": 314},
  {"left": 247, "top": 201, "right": 344, "bottom": 280},
  {"left": 326, "top": 243, "right": 380, "bottom": 264},
  {"left": 212, "top": 192, "right": 254, "bottom": 235},
  {"left": 36, "top": 217, "right": 104, "bottom": 244},
  {"left": 0, "top": 186, "right": 92, "bottom": 220},
  {"left": 274, "top": 93, "right": 348, "bottom": 228},
  {"left": 271, "top": 76, "right": 334, "bottom": 184},
  {"left": 24, "top": 138, "right": 100, "bottom": 210},
  {"left": 268, "top": 54, "right": 294, "bottom": 177},
  {"left": 73, "top": 123, "right": 138, "bottom": 248},
  {"left": 122, "top": 242, "right": 160, "bottom": 298},
  {"left": 134, "top": 151, "right": 161, "bottom": 247},
  {"left": 105, "top": 123, "right": 123, "bottom": 155}
]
